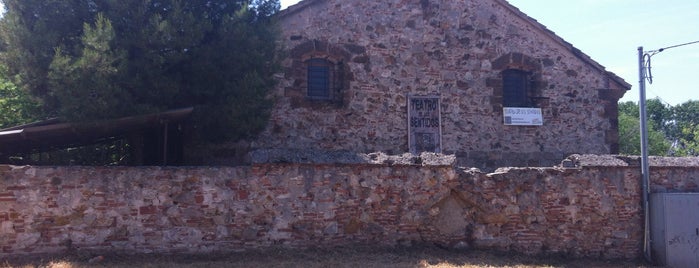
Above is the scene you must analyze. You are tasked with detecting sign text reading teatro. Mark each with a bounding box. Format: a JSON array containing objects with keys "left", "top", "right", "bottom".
[{"left": 410, "top": 99, "right": 440, "bottom": 128}]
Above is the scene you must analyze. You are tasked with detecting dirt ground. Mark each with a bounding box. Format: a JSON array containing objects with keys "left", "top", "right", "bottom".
[{"left": 1, "top": 246, "right": 661, "bottom": 268}]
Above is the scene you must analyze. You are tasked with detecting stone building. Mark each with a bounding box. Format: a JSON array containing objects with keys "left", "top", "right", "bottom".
[{"left": 252, "top": 0, "right": 630, "bottom": 169}]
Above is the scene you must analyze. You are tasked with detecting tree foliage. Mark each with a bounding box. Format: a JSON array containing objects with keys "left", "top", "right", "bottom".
[
  {"left": 48, "top": 14, "right": 130, "bottom": 121},
  {"left": 669, "top": 101, "right": 699, "bottom": 155},
  {"left": 0, "top": 66, "right": 41, "bottom": 128},
  {"left": 0, "top": 0, "right": 281, "bottom": 141},
  {"left": 618, "top": 101, "right": 670, "bottom": 156},
  {"left": 618, "top": 99, "right": 699, "bottom": 156}
]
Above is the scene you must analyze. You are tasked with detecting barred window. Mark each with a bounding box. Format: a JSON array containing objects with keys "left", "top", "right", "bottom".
[
  {"left": 502, "top": 69, "right": 531, "bottom": 107},
  {"left": 307, "top": 58, "right": 332, "bottom": 99}
]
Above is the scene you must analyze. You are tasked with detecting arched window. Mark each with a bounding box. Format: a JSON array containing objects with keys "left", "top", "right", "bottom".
[
  {"left": 502, "top": 69, "right": 531, "bottom": 107},
  {"left": 306, "top": 58, "right": 332, "bottom": 99}
]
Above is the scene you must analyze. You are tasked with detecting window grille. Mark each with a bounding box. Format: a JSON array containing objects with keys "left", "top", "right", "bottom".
[
  {"left": 307, "top": 58, "right": 331, "bottom": 99},
  {"left": 503, "top": 69, "right": 530, "bottom": 107}
]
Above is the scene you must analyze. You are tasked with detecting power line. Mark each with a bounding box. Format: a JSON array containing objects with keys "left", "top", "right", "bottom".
[
  {"left": 660, "top": 40, "right": 699, "bottom": 52},
  {"left": 643, "top": 39, "right": 699, "bottom": 84},
  {"left": 645, "top": 92, "right": 673, "bottom": 107},
  {"left": 654, "top": 95, "right": 672, "bottom": 107},
  {"left": 649, "top": 40, "right": 699, "bottom": 54}
]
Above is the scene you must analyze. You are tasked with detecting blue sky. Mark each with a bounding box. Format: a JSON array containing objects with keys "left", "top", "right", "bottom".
[{"left": 280, "top": 0, "right": 699, "bottom": 105}]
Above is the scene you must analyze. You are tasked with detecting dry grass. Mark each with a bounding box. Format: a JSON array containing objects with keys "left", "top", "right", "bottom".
[{"left": 1, "top": 246, "right": 658, "bottom": 268}]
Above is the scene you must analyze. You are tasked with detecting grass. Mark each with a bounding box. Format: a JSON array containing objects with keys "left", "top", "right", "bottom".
[{"left": 1, "top": 246, "right": 658, "bottom": 268}]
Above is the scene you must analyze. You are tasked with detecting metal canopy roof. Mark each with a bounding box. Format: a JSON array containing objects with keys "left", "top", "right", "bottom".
[{"left": 0, "top": 107, "right": 193, "bottom": 157}]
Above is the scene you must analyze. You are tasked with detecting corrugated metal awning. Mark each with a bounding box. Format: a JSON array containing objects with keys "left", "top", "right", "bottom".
[{"left": 0, "top": 107, "right": 193, "bottom": 157}]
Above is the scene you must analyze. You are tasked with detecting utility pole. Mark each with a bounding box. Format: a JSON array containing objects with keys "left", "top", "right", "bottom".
[
  {"left": 637, "top": 39, "right": 699, "bottom": 263},
  {"left": 638, "top": 46, "right": 651, "bottom": 262}
]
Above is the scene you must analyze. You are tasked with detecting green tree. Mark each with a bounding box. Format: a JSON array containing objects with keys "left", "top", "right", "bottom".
[
  {"left": 0, "top": 66, "right": 41, "bottom": 128},
  {"left": 0, "top": 0, "right": 93, "bottom": 110},
  {"left": 646, "top": 98, "right": 671, "bottom": 132},
  {"left": 617, "top": 101, "right": 671, "bottom": 156},
  {"left": 48, "top": 14, "right": 130, "bottom": 121},
  {"left": 668, "top": 100, "right": 699, "bottom": 156},
  {"left": 0, "top": 0, "right": 281, "bottom": 142}
]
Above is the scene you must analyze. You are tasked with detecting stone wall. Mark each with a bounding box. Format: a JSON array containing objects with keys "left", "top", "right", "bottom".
[
  {"left": 2, "top": 155, "right": 698, "bottom": 259},
  {"left": 251, "top": 0, "right": 629, "bottom": 170}
]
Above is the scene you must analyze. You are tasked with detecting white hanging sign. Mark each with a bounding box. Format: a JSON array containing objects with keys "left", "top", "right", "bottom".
[{"left": 503, "top": 107, "right": 544, "bottom": 126}]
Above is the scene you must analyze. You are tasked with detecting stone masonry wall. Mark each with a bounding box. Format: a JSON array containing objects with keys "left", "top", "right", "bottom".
[
  {"left": 252, "top": 0, "right": 629, "bottom": 170},
  {"left": 2, "top": 156, "right": 698, "bottom": 259}
]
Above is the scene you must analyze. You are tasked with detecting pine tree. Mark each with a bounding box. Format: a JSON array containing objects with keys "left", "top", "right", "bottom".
[
  {"left": 0, "top": 65, "right": 41, "bottom": 128},
  {"left": 0, "top": 0, "right": 94, "bottom": 107},
  {"left": 0, "top": 0, "right": 281, "bottom": 141},
  {"left": 48, "top": 14, "right": 130, "bottom": 121}
]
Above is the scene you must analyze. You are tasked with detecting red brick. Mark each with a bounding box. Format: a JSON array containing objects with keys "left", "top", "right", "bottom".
[
  {"left": 238, "top": 190, "right": 249, "bottom": 200},
  {"left": 5, "top": 186, "right": 26, "bottom": 191},
  {"left": 139, "top": 205, "right": 158, "bottom": 215}
]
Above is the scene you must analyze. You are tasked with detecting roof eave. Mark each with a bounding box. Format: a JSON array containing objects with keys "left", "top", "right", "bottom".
[
  {"left": 276, "top": 0, "right": 632, "bottom": 92},
  {"left": 276, "top": 0, "right": 326, "bottom": 19},
  {"left": 494, "top": 0, "right": 631, "bottom": 91}
]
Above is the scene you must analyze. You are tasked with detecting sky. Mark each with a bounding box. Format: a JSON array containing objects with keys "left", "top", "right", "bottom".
[{"left": 280, "top": 0, "right": 699, "bottom": 105}]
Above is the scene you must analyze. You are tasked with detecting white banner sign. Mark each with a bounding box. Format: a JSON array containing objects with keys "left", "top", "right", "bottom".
[{"left": 503, "top": 107, "right": 543, "bottom": 126}]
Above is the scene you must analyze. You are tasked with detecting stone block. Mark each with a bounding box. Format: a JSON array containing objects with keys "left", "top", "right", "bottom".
[{"left": 0, "top": 221, "right": 13, "bottom": 234}]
